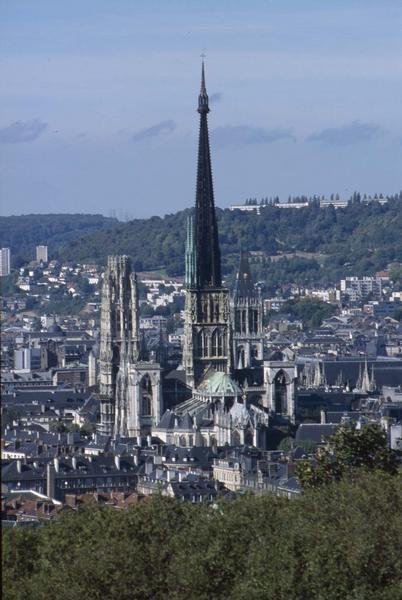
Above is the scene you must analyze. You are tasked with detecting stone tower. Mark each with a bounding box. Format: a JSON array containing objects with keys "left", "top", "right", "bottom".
[
  {"left": 232, "top": 250, "right": 264, "bottom": 368},
  {"left": 98, "top": 255, "right": 162, "bottom": 439},
  {"left": 98, "top": 256, "right": 140, "bottom": 436},
  {"left": 264, "top": 353, "right": 297, "bottom": 422},
  {"left": 183, "top": 62, "right": 232, "bottom": 388}
]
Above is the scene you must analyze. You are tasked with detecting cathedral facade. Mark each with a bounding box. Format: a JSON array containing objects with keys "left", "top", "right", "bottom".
[{"left": 97, "top": 63, "right": 297, "bottom": 445}]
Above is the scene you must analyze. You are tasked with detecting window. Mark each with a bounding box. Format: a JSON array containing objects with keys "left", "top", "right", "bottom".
[
  {"left": 211, "top": 330, "right": 218, "bottom": 357},
  {"left": 141, "top": 375, "right": 153, "bottom": 416}
]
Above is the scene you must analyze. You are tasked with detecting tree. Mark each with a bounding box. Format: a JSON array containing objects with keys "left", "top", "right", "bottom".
[
  {"left": 139, "top": 303, "right": 154, "bottom": 318},
  {"left": 296, "top": 422, "right": 399, "bottom": 489},
  {"left": 3, "top": 473, "right": 402, "bottom": 600}
]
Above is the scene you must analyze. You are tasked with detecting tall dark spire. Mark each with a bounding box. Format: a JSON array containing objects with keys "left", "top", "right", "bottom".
[{"left": 194, "top": 61, "right": 222, "bottom": 288}]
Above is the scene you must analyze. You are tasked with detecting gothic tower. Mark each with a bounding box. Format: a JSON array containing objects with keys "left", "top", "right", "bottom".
[
  {"left": 183, "top": 62, "right": 232, "bottom": 388},
  {"left": 98, "top": 256, "right": 140, "bottom": 436},
  {"left": 232, "top": 250, "right": 264, "bottom": 368}
]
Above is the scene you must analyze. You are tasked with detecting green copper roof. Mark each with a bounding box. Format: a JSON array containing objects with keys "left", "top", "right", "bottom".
[{"left": 198, "top": 371, "right": 242, "bottom": 396}]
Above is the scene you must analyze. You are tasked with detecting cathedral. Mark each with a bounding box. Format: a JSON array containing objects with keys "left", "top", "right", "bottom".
[{"left": 97, "top": 63, "right": 297, "bottom": 446}]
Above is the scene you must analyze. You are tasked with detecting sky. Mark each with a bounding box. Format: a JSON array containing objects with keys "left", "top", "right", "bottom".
[{"left": 1, "top": 0, "right": 401, "bottom": 218}]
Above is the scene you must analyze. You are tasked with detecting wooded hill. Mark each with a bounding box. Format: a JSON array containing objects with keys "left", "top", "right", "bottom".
[
  {"left": 0, "top": 213, "right": 116, "bottom": 266},
  {"left": 2, "top": 193, "right": 402, "bottom": 290}
]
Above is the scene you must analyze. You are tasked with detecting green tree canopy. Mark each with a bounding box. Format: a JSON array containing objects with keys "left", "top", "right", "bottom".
[
  {"left": 296, "top": 422, "right": 399, "bottom": 489},
  {"left": 2, "top": 473, "right": 402, "bottom": 600}
]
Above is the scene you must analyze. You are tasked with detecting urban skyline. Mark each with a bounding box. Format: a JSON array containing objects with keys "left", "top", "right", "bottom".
[{"left": 2, "top": 5, "right": 402, "bottom": 598}]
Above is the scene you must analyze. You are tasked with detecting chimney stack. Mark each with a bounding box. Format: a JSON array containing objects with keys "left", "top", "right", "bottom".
[
  {"left": 46, "top": 463, "right": 56, "bottom": 499},
  {"left": 114, "top": 455, "right": 120, "bottom": 470}
]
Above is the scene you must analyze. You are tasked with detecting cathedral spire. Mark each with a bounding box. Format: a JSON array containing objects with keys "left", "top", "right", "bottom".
[
  {"left": 198, "top": 60, "right": 209, "bottom": 113},
  {"left": 194, "top": 60, "right": 222, "bottom": 288},
  {"left": 185, "top": 215, "right": 196, "bottom": 288}
]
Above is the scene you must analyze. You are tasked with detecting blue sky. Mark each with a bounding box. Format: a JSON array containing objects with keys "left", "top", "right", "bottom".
[{"left": 1, "top": 0, "right": 401, "bottom": 218}]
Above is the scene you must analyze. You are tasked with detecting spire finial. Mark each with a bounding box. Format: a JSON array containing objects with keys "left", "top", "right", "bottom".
[{"left": 198, "top": 55, "right": 209, "bottom": 114}]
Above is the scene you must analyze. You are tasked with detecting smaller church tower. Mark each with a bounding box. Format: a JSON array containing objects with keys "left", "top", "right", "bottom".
[
  {"left": 98, "top": 256, "right": 140, "bottom": 436},
  {"left": 232, "top": 250, "right": 264, "bottom": 368}
]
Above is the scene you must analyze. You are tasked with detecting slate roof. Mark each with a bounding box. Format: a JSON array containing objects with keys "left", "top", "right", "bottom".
[{"left": 295, "top": 423, "right": 338, "bottom": 444}]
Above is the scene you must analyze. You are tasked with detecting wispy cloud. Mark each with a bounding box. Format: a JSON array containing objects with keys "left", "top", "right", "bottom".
[
  {"left": 209, "top": 92, "right": 222, "bottom": 104},
  {"left": 0, "top": 119, "right": 47, "bottom": 144},
  {"left": 132, "top": 120, "right": 176, "bottom": 143},
  {"left": 212, "top": 125, "right": 295, "bottom": 146},
  {"left": 308, "top": 120, "right": 386, "bottom": 145}
]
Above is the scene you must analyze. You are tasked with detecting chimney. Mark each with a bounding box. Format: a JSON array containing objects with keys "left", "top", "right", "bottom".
[
  {"left": 53, "top": 457, "right": 59, "bottom": 473},
  {"left": 72, "top": 456, "right": 77, "bottom": 470},
  {"left": 114, "top": 455, "right": 120, "bottom": 470},
  {"left": 133, "top": 454, "right": 139, "bottom": 467},
  {"left": 16, "top": 459, "right": 22, "bottom": 473},
  {"left": 46, "top": 463, "right": 56, "bottom": 499},
  {"left": 147, "top": 435, "right": 152, "bottom": 447}
]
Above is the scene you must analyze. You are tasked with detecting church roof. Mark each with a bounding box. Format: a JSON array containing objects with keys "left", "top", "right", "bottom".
[
  {"left": 198, "top": 371, "right": 242, "bottom": 396},
  {"left": 233, "top": 250, "right": 256, "bottom": 299}
]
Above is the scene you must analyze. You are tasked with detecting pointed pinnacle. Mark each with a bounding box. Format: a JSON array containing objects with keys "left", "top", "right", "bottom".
[{"left": 201, "top": 60, "right": 207, "bottom": 94}]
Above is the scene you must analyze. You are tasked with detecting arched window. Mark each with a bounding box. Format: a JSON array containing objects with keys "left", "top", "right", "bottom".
[
  {"left": 201, "top": 332, "right": 206, "bottom": 357},
  {"left": 215, "top": 301, "right": 220, "bottom": 322},
  {"left": 141, "top": 374, "right": 153, "bottom": 416},
  {"left": 232, "top": 431, "right": 241, "bottom": 446},
  {"left": 274, "top": 370, "right": 288, "bottom": 414},
  {"left": 235, "top": 309, "right": 241, "bottom": 333},
  {"left": 197, "top": 330, "right": 203, "bottom": 355},
  {"left": 244, "top": 429, "right": 253, "bottom": 446},
  {"left": 211, "top": 330, "right": 218, "bottom": 357},
  {"left": 242, "top": 310, "right": 247, "bottom": 334},
  {"left": 253, "top": 309, "right": 259, "bottom": 333},
  {"left": 142, "top": 395, "right": 151, "bottom": 416},
  {"left": 218, "top": 333, "right": 225, "bottom": 356},
  {"left": 237, "top": 346, "right": 245, "bottom": 369}
]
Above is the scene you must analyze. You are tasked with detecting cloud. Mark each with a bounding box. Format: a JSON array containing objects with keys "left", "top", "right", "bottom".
[
  {"left": 0, "top": 119, "right": 47, "bottom": 144},
  {"left": 212, "top": 125, "right": 295, "bottom": 146},
  {"left": 132, "top": 120, "right": 176, "bottom": 142},
  {"left": 308, "top": 120, "right": 386, "bottom": 145},
  {"left": 209, "top": 92, "right": 222, "bottom": 104}
]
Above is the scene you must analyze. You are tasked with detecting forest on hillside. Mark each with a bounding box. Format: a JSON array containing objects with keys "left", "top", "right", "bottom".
[
  {"left": 1, "top": 194, "right": 402, "bottom": 290},
  {"left": 0, "top": 214, "right": 116, "bottom": 266}
]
